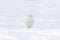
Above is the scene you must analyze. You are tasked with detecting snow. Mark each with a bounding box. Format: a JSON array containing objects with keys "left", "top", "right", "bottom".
[{"left": 0, "top": 0, "right": 60, "bottom": 40}]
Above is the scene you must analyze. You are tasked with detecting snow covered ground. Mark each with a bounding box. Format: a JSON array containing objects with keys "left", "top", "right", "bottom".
[{"left": 0, "top": 0, "right": 60, "bottom": 40}]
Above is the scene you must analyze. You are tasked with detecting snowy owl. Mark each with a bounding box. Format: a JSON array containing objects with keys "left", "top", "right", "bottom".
[{"left": 25, "top": 15, "right": 34, "bottom": 29}]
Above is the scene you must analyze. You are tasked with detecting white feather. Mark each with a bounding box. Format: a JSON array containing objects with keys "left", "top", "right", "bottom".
[{"left": 26, "top": 15, "right": 34, "bottom": 29}]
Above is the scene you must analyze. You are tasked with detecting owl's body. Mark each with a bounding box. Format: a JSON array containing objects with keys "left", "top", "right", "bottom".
[{"left": 26, "top": 15, "right": 34, "bottom": 29}]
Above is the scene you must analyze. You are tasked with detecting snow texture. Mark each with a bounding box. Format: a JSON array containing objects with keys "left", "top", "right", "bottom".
[{"left": 0, "top": 0, "right": 60, "bottom": 40}]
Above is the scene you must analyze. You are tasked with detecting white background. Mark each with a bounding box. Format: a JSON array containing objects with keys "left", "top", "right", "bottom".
[{"left": 0, "top": 0, "right": 60, "bottom": 40}]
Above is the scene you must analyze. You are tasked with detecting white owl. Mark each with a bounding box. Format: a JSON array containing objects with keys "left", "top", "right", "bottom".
[{"left": 25, "top": 15, "right": 34, "bottom": 29}]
